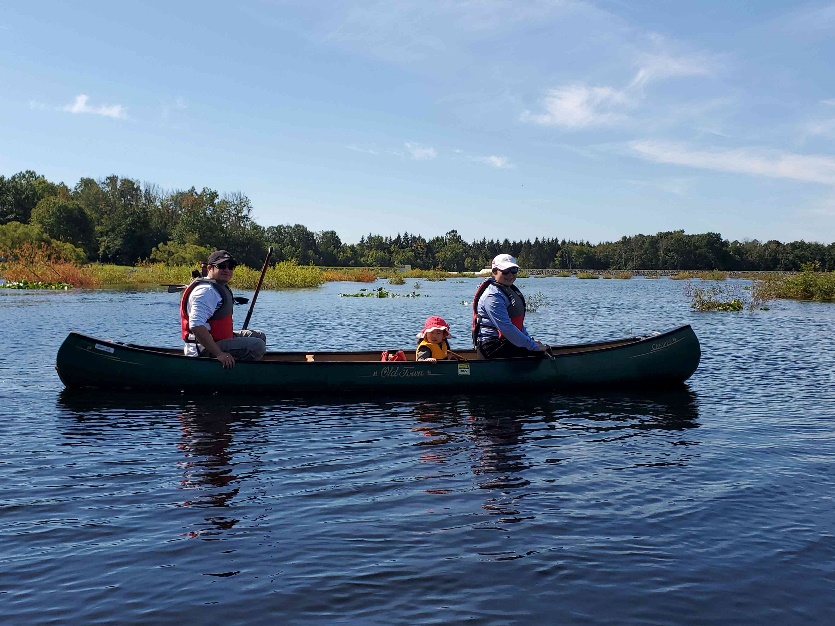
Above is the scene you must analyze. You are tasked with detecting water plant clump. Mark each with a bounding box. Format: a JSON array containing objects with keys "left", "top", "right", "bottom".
[
  {"left": 339, "top": 287, "right": 424, "bottom": 298},
  {"left": 0, "top": 280, "right": 73, "bottom": 290},
  {"left": 685, "top": 281, "right": 773, "bottom": 311},
  {"left": 526, "top": 291, "right": 548, "bottom": 312}
]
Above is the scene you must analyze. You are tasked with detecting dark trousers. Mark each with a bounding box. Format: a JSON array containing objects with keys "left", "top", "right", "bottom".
[{"left": 476, "top": 338, "right": 546, "bottom": 360}]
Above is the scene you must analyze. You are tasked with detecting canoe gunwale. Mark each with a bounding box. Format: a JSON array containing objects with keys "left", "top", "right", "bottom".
[{"left": 87, "top": 327, "right": 670, "bottom": 363}]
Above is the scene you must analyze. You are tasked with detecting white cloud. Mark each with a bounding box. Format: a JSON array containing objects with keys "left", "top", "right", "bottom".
[
  {"left": 474, "top": 155, "right": 514, "bottom": 169},
  {"left": 521, "top": 84, "right": 629, "bottom": 129},
  {"left": 628, "top": 52, "right": 711, "bottom": 90},
  {"left": 62, "top": 94, "right": 127, "bottom": 119},
  {"left": 346, "top": 144, "right": 380, "bottom": 155},
  {"left": 404, "top": 142, "right": 437, "bottom": 160},
  {"left": 630, "top": 141, "right": 835, "bottom": 186},
  {"left": 473, "top": 154, "right": 516, "bottom": 170},
  {"left": 523, "top": 51, "right": 713, "bottom": 129}
]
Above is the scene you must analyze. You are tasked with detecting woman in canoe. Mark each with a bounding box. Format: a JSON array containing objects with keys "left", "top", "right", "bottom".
[{"left": 472, "top": 254, "right": 547, "bottom": 359}]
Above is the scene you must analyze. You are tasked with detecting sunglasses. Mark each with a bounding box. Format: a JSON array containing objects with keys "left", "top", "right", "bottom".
[
  {"left": 500, "top": 267, "right": 519, "bottom": 275},
  {"left": 212, "top": 262, "right": 236, "bottom": 270}
]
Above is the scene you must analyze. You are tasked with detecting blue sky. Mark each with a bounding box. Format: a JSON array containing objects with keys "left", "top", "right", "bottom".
[{"left": 2, "top": 1, "right": 835, "bottom": 244}]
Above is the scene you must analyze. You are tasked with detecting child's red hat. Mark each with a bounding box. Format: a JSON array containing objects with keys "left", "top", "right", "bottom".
[{"left": 416, "top": 315, "right": 451, "bottom": 339}]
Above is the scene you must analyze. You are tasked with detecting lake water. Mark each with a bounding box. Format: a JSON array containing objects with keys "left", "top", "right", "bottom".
[{"left": 2, "top": 277, "right": 834, "bottom": 624}]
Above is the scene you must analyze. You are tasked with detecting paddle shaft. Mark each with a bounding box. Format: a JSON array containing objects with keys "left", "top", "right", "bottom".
[{"left": 242, "top": 246, "right": 273, "bottom": 330}]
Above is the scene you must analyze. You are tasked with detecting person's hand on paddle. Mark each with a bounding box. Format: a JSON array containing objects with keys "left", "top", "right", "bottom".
[{"left": 534, "top": 340, "right": 548, "bottom": 351}]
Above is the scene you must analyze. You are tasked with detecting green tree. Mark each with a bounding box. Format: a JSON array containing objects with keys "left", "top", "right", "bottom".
[
  {"left": 0, "top": 221, "right": 86, "bottom": 264},
  {"left": 315, "top": 230, "right": 343, "bottom": 266},
  {"left": 149, "top": 241, "right": 213, "bottom": 265},
  {"left": 30, "top": 196, "right": 95, "bottom": 257},
  {"left": 0, "top": 170, "right": 61, "bottom": 224}
]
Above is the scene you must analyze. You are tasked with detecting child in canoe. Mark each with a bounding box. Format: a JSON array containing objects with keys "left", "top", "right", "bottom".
[{"left": 415, "top": 316, "right": 462, "bottom": 362}]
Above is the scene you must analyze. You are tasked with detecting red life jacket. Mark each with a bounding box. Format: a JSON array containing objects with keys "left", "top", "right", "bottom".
[
  {"left": 180, "top": 279, "right": 235, "bottom": 342},
  {"left": 471, "top": 278, "right": 526, "bottom": 346}
]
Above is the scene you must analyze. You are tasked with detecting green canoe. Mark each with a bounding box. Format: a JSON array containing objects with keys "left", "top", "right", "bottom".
[{"left": 55, "top": 325, "right": 700, "bottom": 394}]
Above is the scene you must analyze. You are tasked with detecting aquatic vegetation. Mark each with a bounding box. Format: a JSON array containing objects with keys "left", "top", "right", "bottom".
[
  {"left": 576, "top": 272, "right": 599, "bottom": 279},
  {"left": 695, "top": 270, "right": 728, "bottom": 281},
  {"left": 401, "top": 269, "right": 449, "bottom": 280},
  {"left": 0, "top": 280, "right": 72, "bottom": 290},
  {"left": 525, "top": 291, "right": 547, "bottom": 312},
  {"left": 685, "top": 281, "right": 772, "bottom": 311},
  {"left": 671, "top": 272, "right": 694, "bottom": 280},
  {"left": 339, "top": 287, "right": 424, "bottom": 298},
  {"left": 1, "top": 242, "right": 101, "bottom": 288},
  {"left": 388, "top": 275, "right": 405, "bottom": 285},
  {"left": 322, "top": 268, "right": 378, "bottom": 283},
  {"left": 553, "top": 271, "right": 571, "bottom": 278},
  {"left": 763, "top": 263, "right": 835, "bottom": 302}
]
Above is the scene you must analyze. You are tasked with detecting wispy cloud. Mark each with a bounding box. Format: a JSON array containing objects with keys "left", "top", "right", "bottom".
[
  {"left": 473, "top": 155, "right": 514, "bottom": 169},
  {"left": 404, "top": 142, "right": 437, "bottom": 160},
  {"left": 521, "top": 84, "right": 629, "bottom": 129},
  {"left": 62, "top": 94, "right": 127, "bottom": 119},
  {"left": 346, "top": 144, "right": 380, "bottom": 155},
  {"left": 523, "top": 51, "right": 712, "bottom": 129},
  {"left": 783, "top": 3, "right": 835, "bottom": 33},
  {"left": 630, "top": 141, "right": 835, "bottom": 186},
  {"left": 804, "top": 118, "right": 835, "bottom": 139},
  {"left": 628, "top": 51, "right": 711, "bottom": 91}
]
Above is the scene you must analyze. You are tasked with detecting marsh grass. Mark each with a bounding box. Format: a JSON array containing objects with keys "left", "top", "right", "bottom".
[
  {"left": 599, "top": 272, "right": 632, "bottom": 279},
  {"left": 1, "top": 243, "right": 101, "bottom": 288},
  {"left": 576, "top": 272, "right": 599, "bottom": 279},
  {"left": 388, "top": 275, "right": 406, "bottom": 285},
  {"left": 553, "top": 271, "right": 571, "bottom": 278},
  {"left": 321, "top": 268, "right": 378, "bottom": 283},
  {"left": 402, "top": 269, "right": 448, "bottom": 281},
  {"left": 695, "top": 270, "right": 728, "bottom": 281},
  {"left": 763, "top": 264, "right": 835, "bottom": 302}
]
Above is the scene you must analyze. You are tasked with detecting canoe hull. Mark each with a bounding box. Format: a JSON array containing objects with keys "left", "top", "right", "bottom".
[{"left": 56, "top": 325, "right": 700, "bottom": 394}]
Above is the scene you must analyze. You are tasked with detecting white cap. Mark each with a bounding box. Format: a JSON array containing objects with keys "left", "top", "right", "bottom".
[{"left": 491, "top": 254, "right": 519, "bottom": 271}]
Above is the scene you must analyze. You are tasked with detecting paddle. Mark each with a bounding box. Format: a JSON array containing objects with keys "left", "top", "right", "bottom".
[{"left": 242, "top": 246, "right": 273, "bottom": 330}]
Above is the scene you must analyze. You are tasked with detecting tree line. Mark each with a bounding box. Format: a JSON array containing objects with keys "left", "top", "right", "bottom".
[{"left": 2, "top": 169, "right": 834, "bottom": 271}]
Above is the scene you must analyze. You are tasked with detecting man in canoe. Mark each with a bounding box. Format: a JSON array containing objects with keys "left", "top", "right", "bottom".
[
  {"left": 180, "top": 250, "right": 267, "bottom": 368},
  {"left": 472, "top": 253, "right": 547, "bottom": 359}
]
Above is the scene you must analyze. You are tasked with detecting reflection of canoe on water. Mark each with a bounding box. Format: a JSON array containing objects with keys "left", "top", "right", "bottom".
[{"left": 55, "top": 324, "right": 700, "bottom": 394}]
